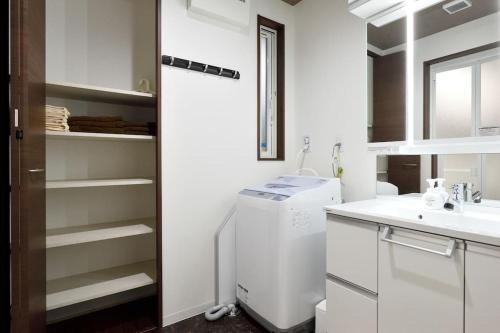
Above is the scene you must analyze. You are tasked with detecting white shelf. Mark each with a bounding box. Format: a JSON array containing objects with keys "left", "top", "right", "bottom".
[
  {"left": 46, "top": 81, "right": 156, "bottom": 107},
  {"left": 46, "top": 218, "right": 155, "bottom": 249},
  {"left": 46, "top": 178, "right": 154, "bottom": 189},
  {"left": 46, "top": 131, "right": 155, "bottom": 142},
  {"left": 46, "top": 260, "right": 155, "bottom": 310}
]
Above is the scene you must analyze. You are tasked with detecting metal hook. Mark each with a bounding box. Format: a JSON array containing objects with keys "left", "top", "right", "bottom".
[
  {"left": 218, "top": 68, "right": 224, "bottom": 76},
  {"left": 203, "top": 64, "right": 209, "bottom": 73},
  {"left": 169, "top": 56, "right": 175, "bottom": 66},
  {"left": 232, "top": 70, "right": 239, "bottom": 79},
  {"left": 187, "top": 61, "right": 192, "bottom": 69}
]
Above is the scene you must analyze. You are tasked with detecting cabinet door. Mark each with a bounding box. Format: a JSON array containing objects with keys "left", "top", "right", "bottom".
[
  {"left": 10, "top": 0, "right": 46, "bottom": 332},
  {"left": 379, "top": 226, "right": 464, "bottom": 333},
  {"left": 465, "top": 242, "right": 500, "bottom": 333},
  {"left": 327, "top": 215, "right": 378, "bottom": 292},
  {"left": 326, "top": 278, "right": 377, "bottom": 333}
]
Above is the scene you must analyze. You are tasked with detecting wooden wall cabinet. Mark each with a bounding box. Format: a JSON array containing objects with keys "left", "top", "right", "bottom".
[{"left": 8, "top": 0, "right": 163, "bottom": 332}]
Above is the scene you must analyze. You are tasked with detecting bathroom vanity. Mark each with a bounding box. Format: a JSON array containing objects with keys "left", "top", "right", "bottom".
[{"left": 325, "top": 196, "right": 500, "bottom": 333}]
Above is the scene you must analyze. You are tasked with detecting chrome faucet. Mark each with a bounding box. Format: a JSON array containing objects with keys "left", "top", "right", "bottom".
[
  {"left": 445, "top": 183, "right": 483, "bottom": 212},
  {"left": 463, "top": 183, "right": 482, "bottom": 204}
]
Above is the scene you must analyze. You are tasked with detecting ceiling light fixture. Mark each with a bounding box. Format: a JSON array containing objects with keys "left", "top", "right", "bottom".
[
  {"left": 369, "top": 0, "right": 446, "bottom": 27},
  {"left": 443, "top": 0, "right": 472, "bottom": 15}
]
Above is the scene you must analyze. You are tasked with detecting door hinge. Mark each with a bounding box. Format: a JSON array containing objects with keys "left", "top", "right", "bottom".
[{"left": 15, "top": 130, "right": 23, "bottom": 140}]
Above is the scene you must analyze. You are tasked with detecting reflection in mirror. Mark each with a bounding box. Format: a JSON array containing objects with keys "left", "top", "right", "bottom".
[
  {"left": 377, "top": 153, "right": 500, "bottom": 202},
  {"left": 413, "top": 0, "right": 500, "bottom": 141},
  {"left": 367, "top": 12, "right": 407, "bottom": 143}
]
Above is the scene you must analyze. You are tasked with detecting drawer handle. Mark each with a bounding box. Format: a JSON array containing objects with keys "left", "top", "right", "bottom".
[{"left": 381, "top": 226, "right": 456, "bottom": 258}]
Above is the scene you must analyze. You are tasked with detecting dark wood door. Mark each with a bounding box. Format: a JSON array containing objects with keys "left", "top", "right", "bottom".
[
  {"left": 373, "top": 51, "right": 406, "bottom": 142},
  {"left": 388, "top": 155, "right": 421, "bottom": 195},
  {"left": 1, "top": 0, "right": 10, "bottom": 330},
  {"left": 10, "top": 0, "right": 46, "bottom": 332}
]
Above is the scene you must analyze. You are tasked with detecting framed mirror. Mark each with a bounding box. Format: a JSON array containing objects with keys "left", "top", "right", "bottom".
[
  {"left": 412, "top": 0, "right": 500, "bottom": 143},
  {"left": 367, "top": 11, "right": 407, "bottom": 143}
]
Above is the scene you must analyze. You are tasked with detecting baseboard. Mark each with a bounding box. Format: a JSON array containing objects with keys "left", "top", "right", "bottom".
[{"left": 162, "top": 300, "right": 214, "bottom": 327}]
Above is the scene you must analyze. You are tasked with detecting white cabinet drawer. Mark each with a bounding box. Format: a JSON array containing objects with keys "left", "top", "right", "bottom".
[
  {"left": 465, "top": 242, "right": 500, "bottom": 333},
  {"left": 327, "top": 215, "right": 378, "bottom": 292},
  {"left": 326, "top": 278, "right": 377, "bottom": 333},
  {"left": 379, "top": 226, "right": 464, "bottom": 333}
]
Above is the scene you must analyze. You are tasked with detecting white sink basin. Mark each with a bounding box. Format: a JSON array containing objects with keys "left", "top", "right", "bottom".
[{"left": 325, "top": 196, "right": 500, "bottom": 246}]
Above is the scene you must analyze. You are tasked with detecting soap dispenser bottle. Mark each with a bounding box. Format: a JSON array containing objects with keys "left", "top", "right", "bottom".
[
  {"left": 422, "top": 179, "right": 443, "bottom": 209},
  {"left": 435, "top": 178, "right": 449, "bottom": 204}
]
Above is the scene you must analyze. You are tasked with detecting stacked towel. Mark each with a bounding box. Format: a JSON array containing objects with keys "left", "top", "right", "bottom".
[
  {"left": 46, "top": 105, "right": 70, "bottom": 132},
  {"left": 124, "top": 122, "right": 156, "bottom": 135},
  {"left": 69, "top": 116, "right": 125, "bottom": 134},
  {"left": 68, "top": 116, "right": 156, "bottom": 136}
]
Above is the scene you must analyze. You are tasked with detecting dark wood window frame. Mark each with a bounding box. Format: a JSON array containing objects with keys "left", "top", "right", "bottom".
[
  {"left": 257, "top": 15, "right": 285, "bottom": 161},
  {"left": 423, "top": 42, "right": 500, "bottom": 177}
]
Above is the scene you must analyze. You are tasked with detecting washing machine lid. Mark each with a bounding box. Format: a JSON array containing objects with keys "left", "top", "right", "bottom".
[{"left": 240, "top": 175, "right": 330, "bottom": 198}]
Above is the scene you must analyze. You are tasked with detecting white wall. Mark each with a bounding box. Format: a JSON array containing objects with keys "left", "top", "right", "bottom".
[
  {"left": 161, "top": 0, "right": 296, "bottom": 325},
  {"left": 294, "top": 0, "right": 376, "bottom": 202}
]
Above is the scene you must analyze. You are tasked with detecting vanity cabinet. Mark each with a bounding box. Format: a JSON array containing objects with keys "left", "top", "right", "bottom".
[
  {"left": 326, "top": 215, "right": 378, "bottom": 292},
  {"left": 326, "top": 278, "right": 377, "bottom": 333},
  {"left": 326, "top": 214, "right": 474, "bottom": 333},
  {"left": 326, "top": 216, "right": 378, "bottom": 333},
  {"left": 378, "top": 226, "right": 464, "bottom": 333},
  {"left": 465, "top": 242, "right": 500, "bottom": 333}
]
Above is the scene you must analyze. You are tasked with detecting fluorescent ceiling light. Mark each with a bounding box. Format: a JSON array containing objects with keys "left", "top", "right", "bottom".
[{"left": 369, "top": 0, "right": 445, "bottom": 27}]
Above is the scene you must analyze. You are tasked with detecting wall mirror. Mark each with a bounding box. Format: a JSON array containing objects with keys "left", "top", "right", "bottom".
[
  {"left": 367, "top": 10, "right": 407, "bottom": 143},
  {"left": 412, "top": 0, "right": 500, "bottom": 142},
  {"left": 376, "top": 153, "right": 500, "bottom": 203}
]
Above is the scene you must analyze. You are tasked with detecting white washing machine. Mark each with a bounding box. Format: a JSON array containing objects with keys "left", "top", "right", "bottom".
[{"left": 236, "top": 175, "right": 341, "bottom": 332}]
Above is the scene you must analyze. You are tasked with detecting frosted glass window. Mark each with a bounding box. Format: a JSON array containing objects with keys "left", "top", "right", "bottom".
[
  {"left": 480, "top": 57, "right": 500, "bottom": 129},
  {"left": 259, "top": 26, "right": 277, "bottom": 159},
  {"left": 434, "top": 67, "right": 473, "bottom": 139}
]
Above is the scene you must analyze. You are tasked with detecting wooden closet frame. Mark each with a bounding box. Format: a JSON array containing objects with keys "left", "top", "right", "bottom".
[
  {"left": 8, "top": 0, "right": 163, "bottom": 331},
  {"left": 1, "top": 0, "right": 10, "bottom": 330}
]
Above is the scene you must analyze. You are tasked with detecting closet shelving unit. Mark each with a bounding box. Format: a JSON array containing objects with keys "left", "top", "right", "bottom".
[
  {"left": 43, "top": 1, "right": 160, "bottom": 327},
  {"left": 46, "top": 218, "right": 155, "bottom": 249},
  {"left": 46, "top": 81, "right": 156, "bottom": 107},
  {"left": 45, "top": 79, "right": 158, "bottom": 320}
]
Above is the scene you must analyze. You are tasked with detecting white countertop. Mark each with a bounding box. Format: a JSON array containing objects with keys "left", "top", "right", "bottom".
[{"left": 325, "top": 196, "right": 500, "bottom": 247}]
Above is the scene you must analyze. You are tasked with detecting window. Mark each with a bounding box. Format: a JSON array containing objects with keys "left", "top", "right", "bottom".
[
  {"left": 430, "top": 47, "right": 500, "bottom": 139},
  {"left": 258, "top": 16, "right": 284, "bottom": 160}
]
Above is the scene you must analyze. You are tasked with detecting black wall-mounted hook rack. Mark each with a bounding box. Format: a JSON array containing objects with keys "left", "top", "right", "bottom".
[{"left": 162, "top": 55, "right": 240, "bottom": 80}]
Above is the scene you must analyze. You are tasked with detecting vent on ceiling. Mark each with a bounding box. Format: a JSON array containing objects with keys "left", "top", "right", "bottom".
[{"left": 443, "top": 0, "right": 472, "bottom": 14}]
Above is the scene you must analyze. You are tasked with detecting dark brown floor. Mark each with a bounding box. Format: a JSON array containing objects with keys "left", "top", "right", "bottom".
[
  {"left": 162, "top": 310, "right": 268, "bottom": 333},
  {"left": 47, "top": 297, "right": 157, "bottom": 333},
  {"left": 46, "top": 297, "right": 268, "bottom": 333}
]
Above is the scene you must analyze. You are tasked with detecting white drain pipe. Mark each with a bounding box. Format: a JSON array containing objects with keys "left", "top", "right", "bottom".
[{"left": 205, "top": 303, "right": 238, "bottom": 321}]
